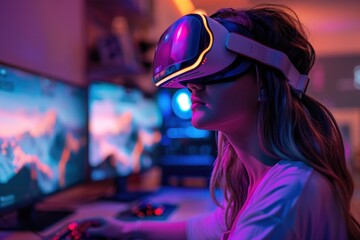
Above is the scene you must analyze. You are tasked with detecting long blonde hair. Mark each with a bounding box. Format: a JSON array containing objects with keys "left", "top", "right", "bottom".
[{"left": 209, "top": 4, "right": 360, "bottom": 239}]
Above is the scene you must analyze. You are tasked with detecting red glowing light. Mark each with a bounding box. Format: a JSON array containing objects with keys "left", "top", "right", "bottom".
[
  {"left": 68, "top": 222, "right": 78, "bottom": 231},
  {"left": 154, "top": 207, "right": 164, "bottom": 216}
]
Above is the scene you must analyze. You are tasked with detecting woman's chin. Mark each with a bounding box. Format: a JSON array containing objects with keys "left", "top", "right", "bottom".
[
  {"left": 191, "top": 117, "right": 203, "bottom": 129},
  {"left": 191, "top": 117, "right": 213, "bottom": 131}
]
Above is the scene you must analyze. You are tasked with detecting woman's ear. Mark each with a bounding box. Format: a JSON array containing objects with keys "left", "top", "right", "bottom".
[
  {"left": 258, "top": 88, "right": 267, "bottom": 102},
  {"left": 255, "top": 64, "right": 266, "bottom": 102}
]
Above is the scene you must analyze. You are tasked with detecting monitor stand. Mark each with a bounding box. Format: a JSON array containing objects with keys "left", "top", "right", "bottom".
[
  {"left": 0, "top": 204, "right": 73, "bottom": 231},
  {"left": 103, "top": 176, "right": 153, "bottom": 203}
]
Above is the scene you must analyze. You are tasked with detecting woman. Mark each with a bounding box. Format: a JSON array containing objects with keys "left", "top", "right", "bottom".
[{"left": 87, "top": 4, "right": 360, "bottom": 239}]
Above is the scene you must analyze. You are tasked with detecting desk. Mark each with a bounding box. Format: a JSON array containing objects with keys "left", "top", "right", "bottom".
[{"left": 0, "top": 187, "right": 218, "bottom": 240}]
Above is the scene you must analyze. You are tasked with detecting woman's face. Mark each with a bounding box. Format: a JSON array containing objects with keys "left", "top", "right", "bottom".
[{"left": 187, "top": 71, "right": 259, "bottom": 135}]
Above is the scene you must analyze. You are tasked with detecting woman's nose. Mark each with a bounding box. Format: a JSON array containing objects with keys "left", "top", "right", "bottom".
[{"left": 187, "top": 82, "right": 205, "bottom": 92}]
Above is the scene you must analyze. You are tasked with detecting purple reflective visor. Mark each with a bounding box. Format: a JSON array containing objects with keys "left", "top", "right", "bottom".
[{"left": 152, "top": 14, "right": 211, "bottom": 87}]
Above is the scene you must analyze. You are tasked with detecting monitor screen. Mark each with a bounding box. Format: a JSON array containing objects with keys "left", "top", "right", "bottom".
[
  {"left": 89, "top": 82, "right": 162, "bottom": 182},
  {"left": 0, "top": 63, "right": 88, "bottom": 213}
]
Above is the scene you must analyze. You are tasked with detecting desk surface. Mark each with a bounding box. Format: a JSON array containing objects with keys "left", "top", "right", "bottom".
[{"left": 0, "top": 186, "right": 218, "bottom": 240}]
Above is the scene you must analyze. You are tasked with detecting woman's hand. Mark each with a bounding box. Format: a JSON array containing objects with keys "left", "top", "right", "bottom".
[
  {"left": 83, "top": 217, "right": 187, "bottom": 240},
  {"left": 84, "top": 217, "right": 137, "bottom": 240}
]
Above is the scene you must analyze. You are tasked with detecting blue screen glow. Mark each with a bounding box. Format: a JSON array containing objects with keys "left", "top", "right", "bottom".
[{"left": 171, "top": 89, "right": 191, "bottom": 119}]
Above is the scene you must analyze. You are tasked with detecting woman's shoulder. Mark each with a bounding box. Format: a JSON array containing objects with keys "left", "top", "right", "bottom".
[
  {"left": 254, "top": 160, "right": 330, "bottom": 202},
  {"left": 272, "top": 159, "right": 313, "bottom": 176},
  {"left": 234, "top": 160, "right": 346, "bottom": 240},
  {"left": 270, "top": 160, "right": 331, "bottom": 191},
  {"left": 234, "top": 162, "right": 346, "bottom": 240},
  {"left": 261, "top": 160, "right": 313, "bottom": 189},
  {"left": 255, "top": 159, "right": 335, "bottom": 205}
]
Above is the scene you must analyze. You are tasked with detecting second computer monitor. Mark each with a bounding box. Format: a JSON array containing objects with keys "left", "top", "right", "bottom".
[{"left": 88, "top": 81, "right": 162, "bottom": 182}]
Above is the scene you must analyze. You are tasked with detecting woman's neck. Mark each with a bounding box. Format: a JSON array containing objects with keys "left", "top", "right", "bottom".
[{"left": 224, "top": 131, "right": 278, "bottom": 190}]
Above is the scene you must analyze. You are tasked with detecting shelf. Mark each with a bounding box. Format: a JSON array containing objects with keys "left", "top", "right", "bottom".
[
  {"left": 86, "top": 0, "right": 154, "bottom": 80},
  {"left": 87, "top": 64, "right": 146, "bottom": 80},
  {"left": 87, "top": 0, "right": 154, "bottom": 28}
]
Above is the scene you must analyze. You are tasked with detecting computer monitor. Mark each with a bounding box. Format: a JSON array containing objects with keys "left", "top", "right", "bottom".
[
  {"left": 0, "top": 63, "right": 88, "bottom": 230},
  {"left": 156, "top": 88, "right": 216, "bottom": 187},
  {"left": 88, "top": 81, "right": 162, "bottom": 201}
]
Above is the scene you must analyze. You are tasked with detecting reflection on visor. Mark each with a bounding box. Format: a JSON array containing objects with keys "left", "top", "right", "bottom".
[{"left": 153, "top": 15, "right": 210, "bottom": 84}]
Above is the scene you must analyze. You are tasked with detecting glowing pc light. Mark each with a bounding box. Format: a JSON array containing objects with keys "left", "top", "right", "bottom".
[{"left": 172, "top": 89, "right": 191, "bottom": 119}]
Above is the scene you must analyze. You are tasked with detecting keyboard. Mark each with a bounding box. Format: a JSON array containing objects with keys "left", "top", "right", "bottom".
[{"left": 47, "top": 219, "right": 102, "bottom": 240}]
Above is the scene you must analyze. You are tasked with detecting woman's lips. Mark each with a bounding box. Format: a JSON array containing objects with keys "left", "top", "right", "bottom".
[
  {"left": 190, "top": 97, "right": 205, "bottom": 110},
  {"left": 191, "top": 102, "right": 205, "bottom": 110}
]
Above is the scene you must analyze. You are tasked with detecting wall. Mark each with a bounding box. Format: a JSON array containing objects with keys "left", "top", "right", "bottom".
[{"left": 0, "top": 0, "right": 86, "bottom": 86}]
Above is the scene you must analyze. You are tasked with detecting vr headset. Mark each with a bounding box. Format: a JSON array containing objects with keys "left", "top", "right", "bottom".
[{"left": 152, "top": 13, "right": 309, "bottom": 94}]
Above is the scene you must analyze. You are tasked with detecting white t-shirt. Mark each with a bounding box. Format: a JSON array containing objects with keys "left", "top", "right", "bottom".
[{"left": 186, "top": 160, "right": 347, "bottom": 240}]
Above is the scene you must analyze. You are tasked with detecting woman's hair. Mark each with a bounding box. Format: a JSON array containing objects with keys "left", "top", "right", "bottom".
[{"left": 209, "top": 4, "right": 360, "bottom": 239}]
